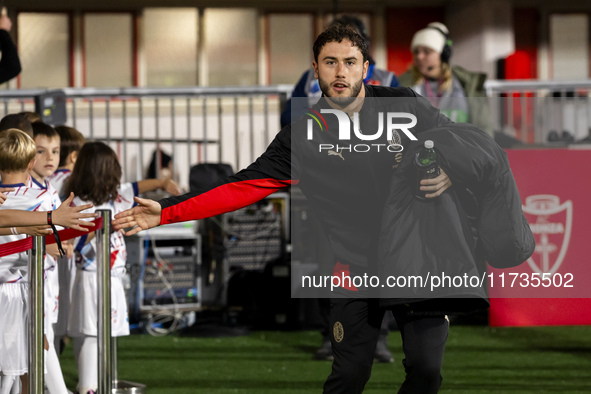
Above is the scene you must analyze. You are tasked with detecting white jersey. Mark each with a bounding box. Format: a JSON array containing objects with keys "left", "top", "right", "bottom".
[
  {"left": 30, "top": 176, "right": 61, "bottom": 212},
  {"left": 73, "top": 182, "right": 138, "bottom": 273},
  {"left": 29, "top": 177, "right": 61, "bottom": 271},
  {"left": 0, "top": 181, "right": 54, "bottom": 283},
  {"left": 47, "top": 168, "right": 72, "bottom": 202},
  {"left": 29, "top": 177, "right": 63, "bottom": 323}
]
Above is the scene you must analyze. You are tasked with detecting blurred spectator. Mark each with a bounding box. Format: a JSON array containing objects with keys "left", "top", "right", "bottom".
[
  {"left": 144, "top": 148, "right": 180, "bottom": 200},
  {"left": 0, "top": 14, "right": 21, "bottom": 84},
  {"left": 147, "top": 148, "right": 173, "bottom": 180},
  {"left": 398, "top": 22, "right": 492, "bottom": 135}
]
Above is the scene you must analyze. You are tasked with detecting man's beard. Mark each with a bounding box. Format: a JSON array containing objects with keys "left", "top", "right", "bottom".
[{"left": 319, "top": 78, "right": 364, "bottom": 108}]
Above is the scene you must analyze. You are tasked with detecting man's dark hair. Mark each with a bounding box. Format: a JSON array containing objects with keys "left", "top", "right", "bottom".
[
  {"left": 313, "top": 24, "right": 369, "bottom": 63},
  {"left": 0, "top": 113, "right": 33, "bottom": 137}
]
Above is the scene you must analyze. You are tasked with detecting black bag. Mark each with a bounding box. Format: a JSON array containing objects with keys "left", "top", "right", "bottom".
[{"left": 189, "top": 163, "right": 234, "bottom": 192}]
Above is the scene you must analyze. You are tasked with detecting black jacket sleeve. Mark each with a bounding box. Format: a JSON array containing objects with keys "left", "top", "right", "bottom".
[
  {"left": 0, "top": 29, "right": 21, "bottom": 84},
  {"left": 158, "top": 126, "right": 296, "bottom": 224}
]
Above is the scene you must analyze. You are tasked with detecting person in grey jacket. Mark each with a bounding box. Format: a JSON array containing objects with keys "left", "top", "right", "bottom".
[{"left": 398, "top": 22, "right": 492, "bottom": 136}]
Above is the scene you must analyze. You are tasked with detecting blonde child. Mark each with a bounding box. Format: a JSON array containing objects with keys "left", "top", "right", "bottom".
[
  {"left": 0, "top": 128, "right": 41, "bottom": 394},
  {"left": 66, "top": 142, "right": 179, "bottom": 394},
  {"left": 0, "top": 129, "right": 93, "bottom": 394}
]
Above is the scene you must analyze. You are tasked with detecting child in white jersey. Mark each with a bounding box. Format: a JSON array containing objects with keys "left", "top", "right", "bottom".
[
  {"left": 48, "top": 125, "right": 85, "bottom": 201},
  {"left": 47, "top": 125, "right": 86, "bottom": 356},
  {"left": 0, "top": 129, "right": 93, "bottom": 394},
  {"left": 29, "top": 121, "right": 72, "bottom": 393},
  {"left": 66, "top": 142, "right": 180, "bottom": 394},
  {"left": 30, "top": 122, "right": 62, "bottom": 214},
  {"left": 0, "top": 128, "right": 42, "bottom": 394}
]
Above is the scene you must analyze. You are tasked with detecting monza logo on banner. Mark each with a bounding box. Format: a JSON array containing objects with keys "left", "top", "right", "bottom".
[{"left": 522, "top": 195, "right": 572, "bottom": 276}]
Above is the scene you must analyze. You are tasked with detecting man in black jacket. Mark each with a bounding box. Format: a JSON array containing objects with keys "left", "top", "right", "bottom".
[
  {"left": 0, "top": 14, "right": 21, "bottom": 84},
  {"left": 114, "top": 25, "right": 457, "bottom": 393}
]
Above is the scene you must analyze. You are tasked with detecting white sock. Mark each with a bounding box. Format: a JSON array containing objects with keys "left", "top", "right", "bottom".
[
  {"left": 10, "top": 376, "right": 20, "bottom": 394},
  {"left": 45, "top": 344, "right": 68, "bottom": 394},
  {"left": 77, "top": 336, "right": 98, "bottom": 394},
  {"left": 0, "top": 375, "right": 16, "bottom": 394}
]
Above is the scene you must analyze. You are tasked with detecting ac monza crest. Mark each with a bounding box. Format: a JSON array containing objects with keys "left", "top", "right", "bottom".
[{"left": 522, "top": 195, "right": 572, "bottom": 274}]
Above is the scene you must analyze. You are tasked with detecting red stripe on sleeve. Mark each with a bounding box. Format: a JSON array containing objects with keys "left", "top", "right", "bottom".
[{"left": 160, "top": 178, "right": 296, "bottom": 225}]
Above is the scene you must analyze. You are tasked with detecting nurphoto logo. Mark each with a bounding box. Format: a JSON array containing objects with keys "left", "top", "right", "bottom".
[{"left": 306, "top": 108, "right": 417, "bottom": 154}]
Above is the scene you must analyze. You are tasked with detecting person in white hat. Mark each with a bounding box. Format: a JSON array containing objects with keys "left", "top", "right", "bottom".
[{"left": 398, "top": 22, "right": 492, "bottom": 135}]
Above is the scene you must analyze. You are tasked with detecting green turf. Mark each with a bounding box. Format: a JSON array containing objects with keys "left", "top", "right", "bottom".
[{"left": 58, "top": 325, "right": 591, "bottom": 393}]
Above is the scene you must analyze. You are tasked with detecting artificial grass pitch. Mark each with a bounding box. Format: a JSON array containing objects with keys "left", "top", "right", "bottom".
[{"left": 58, "top": 325, "right": 591, "bottom": 393}]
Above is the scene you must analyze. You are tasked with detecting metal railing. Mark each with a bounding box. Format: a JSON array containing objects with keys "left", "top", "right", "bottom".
[
  {"left": 28, "top": 237, "right": 45, "bottom": 394},
  {"left": 485, "top": 79, "right": 591, "bottom": 144},
  {"left": 27, "top": 212, "right": 141, "bottom": 393},
  {"left": 0, "top": 86, "right": 292, "bottom": 190},
  {"left": 3, "top": 80, "right": 591, "bottom": 189},
  {"left": 96, "top": 210, "right": 113, "bottom": 394}
]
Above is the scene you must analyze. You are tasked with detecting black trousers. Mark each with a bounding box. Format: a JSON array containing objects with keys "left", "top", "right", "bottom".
[
  {"left": 318, "top": 297, "right": 395, "bottom": 340},
  {"left": 323, "top": 298, "right": 449, "bottom": 394}
]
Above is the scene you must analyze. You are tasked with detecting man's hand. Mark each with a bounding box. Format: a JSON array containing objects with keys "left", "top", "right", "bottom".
[
  {"left": 0, "top": 187, "right": 15, "bottom": 206},
  {"left": 0, "top": 15, "right": 12, "bottom": 32},
  {"left": 53, "top": 193, "right": 97, "bottom": 231},
  {"left": 113, "top": 197, "right": 162, "bottom": 236},
  {"left": 420, "top": 168, "right": 452, "bottom": 198}
]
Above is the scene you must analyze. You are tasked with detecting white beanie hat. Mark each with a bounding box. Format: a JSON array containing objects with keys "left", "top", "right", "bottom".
[{"left": 410, "top": 22, "right": 449, "bottom": 53}]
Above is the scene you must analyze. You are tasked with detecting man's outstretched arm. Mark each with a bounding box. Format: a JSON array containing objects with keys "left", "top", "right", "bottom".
[
  {"left": 113, "top": 174, "right": 295, "bottom": 235},
  {"left": 114, "top": 126, "right": 297, "bottom": 235},
  {"left": 113, "top": 197, "right": 161, "bottom": 236}
]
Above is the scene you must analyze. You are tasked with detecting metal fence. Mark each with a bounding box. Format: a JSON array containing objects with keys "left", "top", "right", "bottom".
[
  {"left": 485, "top": 79, "right": 591, "bottom": 144},
  {"left": 2, "top": 80, "right": 591, "bottom": 189},
  {"left": 0, "top": 86, "right": 292, "bottom": 191}
]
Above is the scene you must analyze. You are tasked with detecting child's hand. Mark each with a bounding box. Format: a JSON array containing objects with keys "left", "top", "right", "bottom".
[
  {"left": 46, "top": 243, "right": 60, "bottom": 259},
  {"left": 162, "top": 179, "right": 181, "bottom": 196},
  {"left": 53, "top": 193, "right": 98, "bottom": 231},
  {"left": 18, "top": 225, "right": 52, "bottom": 236},
  {"left": 63, "top": 243, "right": 74, "bottom": 259},
  {"left": 0, "top": 187, "right": 15, "bottom": 206}
]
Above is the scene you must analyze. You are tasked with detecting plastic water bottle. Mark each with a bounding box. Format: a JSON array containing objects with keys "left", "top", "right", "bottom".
[{"left": 415, "top": 140, "right": 440, "bottom": 200}]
